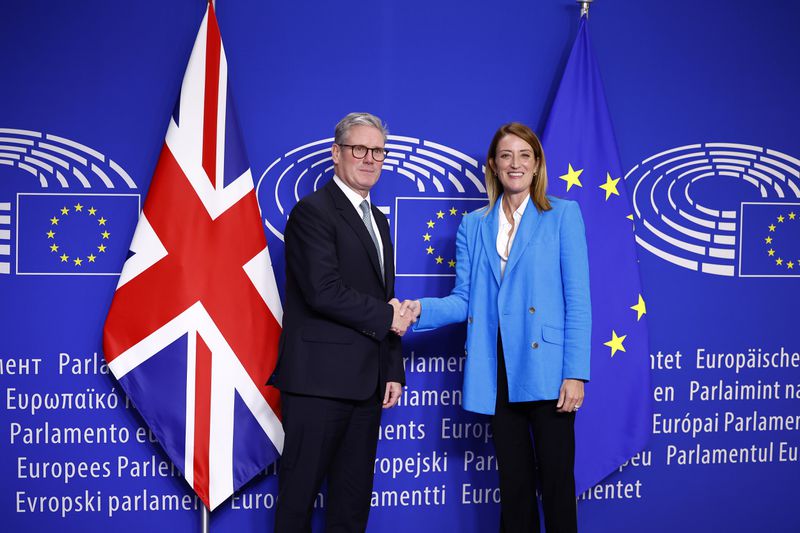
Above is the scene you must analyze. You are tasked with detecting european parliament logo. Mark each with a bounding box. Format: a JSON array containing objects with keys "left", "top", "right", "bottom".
[
  {"left": 625, "top": 142, "right": 800, "bottom": 277},
  {"left": 256, "top": 135, "right": 488, "bottom": 277},
  {"left": 0, "top": 127, "right": 140, "bottom": 276}
]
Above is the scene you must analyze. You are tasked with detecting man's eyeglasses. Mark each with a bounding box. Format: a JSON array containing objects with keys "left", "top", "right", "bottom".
[{"left": 337, "top": 144, "right": 389, "bottom": 162}]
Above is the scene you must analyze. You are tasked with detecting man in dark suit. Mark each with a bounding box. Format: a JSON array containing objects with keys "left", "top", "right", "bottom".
[{"left": 272, "top": 112, "right": 409, "bottom": 532}]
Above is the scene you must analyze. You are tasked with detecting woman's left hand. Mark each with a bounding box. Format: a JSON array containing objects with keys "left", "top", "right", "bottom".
[{"left": 556, "top": 378, "right": 585, "bottom": 413}]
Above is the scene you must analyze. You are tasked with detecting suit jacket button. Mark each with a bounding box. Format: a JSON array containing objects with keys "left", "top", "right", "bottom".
[
  {"left": 468, "top": 316, "right": 473, "bottom": 324},
  {"left": 531, "top": 342, "right": 539, "bottom": 349},
  {"left": 528, "top": 307, "right": 536, "bottom": 314}
]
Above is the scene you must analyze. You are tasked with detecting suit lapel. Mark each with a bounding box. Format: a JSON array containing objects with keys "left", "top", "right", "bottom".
[
  {"left": 503, "top": 197, "right": 541, "bottom": 280},
  {"left": 325, "top": 181, "right": 385, "bottom": 285},
  {"left": 480, "top": 200, "right": 502, "bottom": 286},
  {"left": 374, "top": 204, "right": 393, "bottom": 295}
]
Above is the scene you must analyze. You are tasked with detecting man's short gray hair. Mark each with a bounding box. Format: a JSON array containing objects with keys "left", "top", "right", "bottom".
[{"left": 334, "top": 112, "right": 389, "bottom": 144}]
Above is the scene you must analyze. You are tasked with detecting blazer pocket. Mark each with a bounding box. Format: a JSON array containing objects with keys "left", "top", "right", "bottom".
[
  {"left": 542, "top": 325, "right": 564, "bottom": 345},
  {"left": 301, "top": 324, "right": 355, "bottom": 344}
]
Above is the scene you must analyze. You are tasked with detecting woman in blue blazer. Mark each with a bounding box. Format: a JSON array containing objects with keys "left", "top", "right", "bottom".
[{"left": 404, "top": 123, "right": 591, "bottom": 532}]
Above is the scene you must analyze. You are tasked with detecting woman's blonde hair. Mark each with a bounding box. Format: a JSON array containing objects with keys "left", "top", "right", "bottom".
[{"left": 485, "top": 122, "right": 551, "bottom": 214}]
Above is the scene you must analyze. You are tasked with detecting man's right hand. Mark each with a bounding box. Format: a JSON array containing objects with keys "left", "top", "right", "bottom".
[
  {"left": 389, "top": 298, "right": 413, "bottom": 336},
  {"left": 399, "top": 300, "right": 421, "bottom": 322}
]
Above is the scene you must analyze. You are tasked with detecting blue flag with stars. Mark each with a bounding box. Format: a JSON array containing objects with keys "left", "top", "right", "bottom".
[
  {"left": 394, "top": 197, "right": 487, "bottom": 277},
  {"left": 738, "top": 202, "right": 800, "bottom": 277},
  {"left": 16, "top": 193, "right": 139, "bottom": 275},
  {"left": 541, "top": 16, "right": 651, "bottom": 494}
]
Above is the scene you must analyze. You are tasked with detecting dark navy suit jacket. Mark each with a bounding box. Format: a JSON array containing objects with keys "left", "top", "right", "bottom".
[{"left": 271, "top": 179, "right": 405, "bottom": 400}]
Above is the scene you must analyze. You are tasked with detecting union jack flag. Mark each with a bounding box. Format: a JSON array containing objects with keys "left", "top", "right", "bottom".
[{"left": 103, "top": 3, "right": 283, "bottom": 510}]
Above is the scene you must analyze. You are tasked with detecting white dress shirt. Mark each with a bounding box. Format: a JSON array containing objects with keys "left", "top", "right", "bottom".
[
  {"left": 496, "top": 194, "right": 530, "bottom": 277},
  {"left": 333, "top": 175, "right": 384, "bottom": 260}
]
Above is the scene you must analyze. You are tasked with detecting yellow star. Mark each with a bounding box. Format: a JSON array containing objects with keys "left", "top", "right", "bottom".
[
  {"left": 788, "top": 261, "right": 795, "bottom": 270},
  {"left": 87, "top": 254, "right": 96, "bottom": 263},
  {"left": 88, "top": 207, "right": 97, "bottom": 215},
  {"left": 50, "top": 217, "right": 59, "bottom": 225},
  {"left": 426, "top": 246, "right": 434, "bottom": 255},
  {"left": 98, "top": 217, "right": 107, "bottom": 226},
  {"left": 98, "top": 244, "right": 107, "bottom": 253},
  {"left": 559, "top": 163, "right": 584, "bottom": 192},
  {"left": 448, "top": 259, "right": 456, "bottom": 268},
  {"left": 630, "top": 294, "right": 647, "bottom": 321},
  {"left": 49, "top": 244, "right": 58, "bottom": 252},
  {"left": 789, "top": 212, "right": 796, "bottom": 220},
  {"left": 46, "top": 230, "right": 55, "bottom": 239},
  {"left": 73, "top": 257, "right": 83, "bottom": 266},
  {"left": 101, "top": 231, "right": 110, "bottom": 239},
  {"left": 74, "top": 203, "right": 83, "bottom": 212},
  {"left": 626, "top": 214, "right": 634, "bottom": 221},
  {"left": 426, "top": 220, "right": 435, "bottom": 229},
  {"left": 776, "top": 258, "right": 783, "bottom": 266},
  {"left": 423, "top": 233, "right": 431, "bottom": 242},
  {"left": 435, "top": 256, "right": 444, "bottom": 264},
  {"left": 436, "top": 210, "right": 445, "bottom": 219},
  {"left": 60, "top": 206, "right": 69, "bottom": 215},
  {"left": 768, "top": 249, "right": 775, "bottom": 256},
  {"left": 449, "top": 207, "right": 458, "bottom": 215},
  {"left": 599, "top": 173, "right": 621, "bottom": 200},
  {"left": 60, "top": 253, "right": 69, "bottom": 262},
  {"left": 778, "top": 215, "right": 785, "bottom": 223},
  {"left": 765, "top": 236, "right": 773, "bottom": 244},
  {"left": 462, "top": 211, "right": 468, "bottom": 216},
  {"left": 769, "top": 224, "right": 776, "bottom": 232},
  {"left": 604, "top": 330, "right": 627, "bottom": 357}
]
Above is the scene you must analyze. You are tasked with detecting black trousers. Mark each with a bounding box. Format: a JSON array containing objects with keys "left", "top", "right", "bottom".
[
  {"left": 492, "top": 336, "right": 578, "bottom": 533},
  {"left": 275, "top": 390, "right": 382, "bottom": 533}
]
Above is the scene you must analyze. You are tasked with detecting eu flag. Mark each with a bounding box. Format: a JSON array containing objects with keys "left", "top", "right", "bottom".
[
  {"left": 16, "top": 193, "right": 139, "bottom": 275},
  {"left": 739, "top": 202, "right": 800, "bottom": 277},
  {"left": 541, "top": 16, "right": 652, "bottom": 494},
  {"left": 394, "top": 197, "right": 486, "bottom": 276}
]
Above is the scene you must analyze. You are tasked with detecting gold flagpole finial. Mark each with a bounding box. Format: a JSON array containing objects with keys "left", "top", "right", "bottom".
[{"left": 578, "top": 0, "right": 594, "bottom": 18}]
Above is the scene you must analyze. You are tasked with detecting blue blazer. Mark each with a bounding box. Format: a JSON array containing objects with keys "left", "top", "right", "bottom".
[{"left": 415, "top": 196, "right": 591, "bottom": 415}]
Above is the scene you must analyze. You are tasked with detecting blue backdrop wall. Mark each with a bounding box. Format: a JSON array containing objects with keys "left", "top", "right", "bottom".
[{"left": 1, "top": 1, "right": 798, "bottom": 532}]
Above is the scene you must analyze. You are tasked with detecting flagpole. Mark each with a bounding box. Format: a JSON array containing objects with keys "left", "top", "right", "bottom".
[
  {"left": 577, "top": 0, "right": 593, "bottom": 17},
  {"left": 201, "top": 506, "right": 210, "bottom": 533}
]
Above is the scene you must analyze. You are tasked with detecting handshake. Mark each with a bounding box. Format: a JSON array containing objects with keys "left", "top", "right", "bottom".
[{"left": 388, "top": 298, "right": 421, "bottom": 336}]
